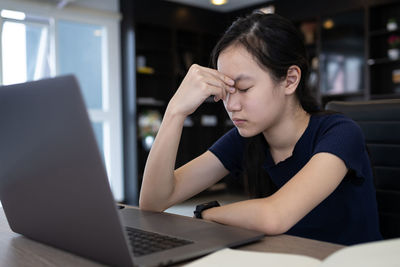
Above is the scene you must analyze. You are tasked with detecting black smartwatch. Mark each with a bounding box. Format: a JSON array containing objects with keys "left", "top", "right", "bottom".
[{"left": 194, "top": 201, "right": 220, "bottom": 219}]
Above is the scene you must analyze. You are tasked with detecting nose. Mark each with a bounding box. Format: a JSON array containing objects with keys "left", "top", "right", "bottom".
[{"left": 224, "top": 91, "right": 241, "bottom": 112}]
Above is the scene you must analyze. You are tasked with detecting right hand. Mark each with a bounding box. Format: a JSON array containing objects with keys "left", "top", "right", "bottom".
[{"left": 167, "top": 64, "right": 235, "bottom": 117}]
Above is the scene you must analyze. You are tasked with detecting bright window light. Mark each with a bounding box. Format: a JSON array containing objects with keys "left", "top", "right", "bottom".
[
  {"left": 210, "top": 0, "right": 228, "bottom": 6},
  {"left": 2, "top": 21, "right": 27, "bottom": 85},
  {"left": 1, "top": 9, "right": 26, "bottom": 20}
]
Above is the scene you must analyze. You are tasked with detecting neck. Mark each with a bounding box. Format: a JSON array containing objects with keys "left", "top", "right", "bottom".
[{"left": 262, "top": 104, "right": 310, "bottom": 156}]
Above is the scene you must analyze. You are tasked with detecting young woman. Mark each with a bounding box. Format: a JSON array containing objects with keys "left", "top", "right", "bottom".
[{"left": 139, "top": 12, "right": 382, "bottom": 245}]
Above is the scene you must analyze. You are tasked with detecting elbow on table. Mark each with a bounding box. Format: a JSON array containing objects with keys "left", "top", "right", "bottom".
[
  {"left": 259, "top": 213, "right": 292, "bottom": 236},
  {"left": 138, "top": 197, "right": 165, "bottom": 212}
]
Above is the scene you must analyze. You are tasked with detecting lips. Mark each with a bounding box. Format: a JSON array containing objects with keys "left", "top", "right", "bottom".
[{"left": 232, "top": 118, "right": 246, "bottom": 126}]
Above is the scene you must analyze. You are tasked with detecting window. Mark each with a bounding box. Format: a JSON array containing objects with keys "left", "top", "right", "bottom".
[
  {"left": 320, "top": 10, "right": 365, "bottom": 95},
  {"left": 1, "top": 12, "right": 51, "bottom": 84},
  {"left": 0, "top": 1, "right": 123, "bottom": 201}
]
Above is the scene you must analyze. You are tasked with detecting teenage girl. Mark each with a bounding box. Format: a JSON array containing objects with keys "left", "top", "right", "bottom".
[{"left": 139, "top": 12, "right": 382, "bottom": 245}]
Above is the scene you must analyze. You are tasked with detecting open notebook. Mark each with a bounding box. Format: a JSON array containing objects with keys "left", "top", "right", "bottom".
[{"left": 184, "top": 237, "right": 400, "bottom": 267}]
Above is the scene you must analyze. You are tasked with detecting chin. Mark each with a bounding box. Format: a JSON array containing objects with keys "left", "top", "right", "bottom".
[{"left": 236, "top": 127, "right": 258, "bottom": 138}]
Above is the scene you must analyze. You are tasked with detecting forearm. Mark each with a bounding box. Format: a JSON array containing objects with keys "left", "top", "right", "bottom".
[
  {"left": 139, "top": 107, "right": 185, "bottom": 211},
  {"left": 139, "top": 64, "right": 234, "bottom": 211},
  {"left": 201, "top": 198, "right": 285, "bottom": 235}
]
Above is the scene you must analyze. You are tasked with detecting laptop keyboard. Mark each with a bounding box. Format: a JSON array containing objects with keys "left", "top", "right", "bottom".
[{"left": 125, "top": 227, "right": 193, "bottom": 257}]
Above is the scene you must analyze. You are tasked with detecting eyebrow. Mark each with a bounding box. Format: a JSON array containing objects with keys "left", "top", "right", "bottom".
[{"left": 234, "top": 74, "right": 254, "bottom": 83}]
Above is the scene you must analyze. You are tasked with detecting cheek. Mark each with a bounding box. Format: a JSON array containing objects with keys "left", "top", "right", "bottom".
[
  {"left": 254, "top": 84, "right": 284, "bottom": 107},
  {"left": 246, "top": 91, "right": 280, "bottom": 124},
  {"left": 249, "top": 90, "right": 273, "bottom": 110}
]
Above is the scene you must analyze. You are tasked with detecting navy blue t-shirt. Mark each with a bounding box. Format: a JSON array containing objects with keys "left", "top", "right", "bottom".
[{"left": 209, "top": 114, "right": 382, "bottom": 245}]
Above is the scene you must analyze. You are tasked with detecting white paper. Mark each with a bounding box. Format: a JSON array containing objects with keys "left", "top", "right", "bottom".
[
  {"left": 185, "top": 238, "right": 400, "bottom": 267},
  {"left": 183, "top": 248, "right": 321, "bottom": 267},
  {"left": 320, "top": 238, "right": 400, "bottom": 267}
]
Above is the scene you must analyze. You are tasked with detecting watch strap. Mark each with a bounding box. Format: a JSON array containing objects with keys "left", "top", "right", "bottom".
[{"left": 194, "top": 200, "right": 220, "bottom": 219}]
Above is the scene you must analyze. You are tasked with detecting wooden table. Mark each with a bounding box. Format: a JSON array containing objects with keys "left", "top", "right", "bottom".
[{"left": 0, "top": 208, "right": 343, "bottom": 266}]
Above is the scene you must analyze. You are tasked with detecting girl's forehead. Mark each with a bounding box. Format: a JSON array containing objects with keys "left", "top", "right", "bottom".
[
  {"left": 219, "top": 44, "right": 251, "bottom": 60},
  {"left": 217, "top": 46, "right": 273, "bottom": 83},
  {"left": 217, "top": 46, "right": 258, "bottom": 72}
]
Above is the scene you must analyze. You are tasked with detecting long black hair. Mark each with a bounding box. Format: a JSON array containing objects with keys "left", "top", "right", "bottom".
[{"left": 211, "top": 12, "right": 321, "bottom": 198}]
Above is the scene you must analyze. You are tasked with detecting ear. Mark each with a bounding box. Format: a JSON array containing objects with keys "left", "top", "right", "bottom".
[{"left": 284, "top": 65, "right": 301, "bottom": 95}]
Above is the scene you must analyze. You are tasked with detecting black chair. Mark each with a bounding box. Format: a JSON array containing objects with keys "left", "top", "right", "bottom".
[{"left": 325, "top": 99, "right": 400, "bottom": 239}]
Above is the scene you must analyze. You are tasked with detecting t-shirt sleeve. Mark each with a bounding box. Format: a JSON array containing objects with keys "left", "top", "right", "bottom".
[
  {"left": 208, "top": 127, "right": 245, "bottom": 173},
  {"left": 313, "top": 115, "right": 368, "bottom": 180}
]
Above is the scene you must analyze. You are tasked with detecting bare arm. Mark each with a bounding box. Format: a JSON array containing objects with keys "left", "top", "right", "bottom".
[
  {"left": 202, "top": 152, "right": 348, "bottom": 235},
  {"left": 139, "top": 64, "right": 235, "bottom": 211}
]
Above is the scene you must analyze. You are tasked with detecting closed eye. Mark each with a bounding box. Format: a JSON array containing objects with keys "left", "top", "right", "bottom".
[{"left": 237, "top": 87, "right": 251, "bottom": 93}]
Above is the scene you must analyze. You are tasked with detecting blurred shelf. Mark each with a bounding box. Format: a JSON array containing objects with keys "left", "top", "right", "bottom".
[
  {"left": 370, "top": 93, "right": 400, "bottom": 99},
  {"left": 321, "top": 92, "right": 365, "bottom": 98},
  {"left": 137, "top": 97, "right": 165, "bottom": 106},
  {"left": 369, "top": 28, "right": 400, "bottom": 37},
  {"left": 136, "top": 46, "right": 172, "bottom": 53},
  {"left": 137, "top": 71, "right": 174, "bottom": 77},
  {"left": 368, "top": 57, "right": 400, "bottom": 66}
]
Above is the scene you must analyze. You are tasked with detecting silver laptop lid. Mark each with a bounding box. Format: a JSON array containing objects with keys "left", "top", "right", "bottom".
[{"left": 0, "top": 75, "right": 133, "bottom": 267}]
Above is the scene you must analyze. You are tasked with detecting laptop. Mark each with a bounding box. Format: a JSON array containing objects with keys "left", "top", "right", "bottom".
[{"left": 0, "top": 75, "right": 264, "bottom": 267}]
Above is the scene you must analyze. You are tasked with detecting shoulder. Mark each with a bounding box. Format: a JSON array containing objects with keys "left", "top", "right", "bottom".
[
  {"left": 313, "top": 113, "right": 364, "bottom": 141},
  {"left": 315, "top": 113, "right": 360, "bottom": 130},
  {"left": 311, "top": 113, "right": 368, "bottom": 172}
]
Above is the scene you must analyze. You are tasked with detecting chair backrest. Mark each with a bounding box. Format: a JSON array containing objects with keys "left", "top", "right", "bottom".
[{"left": 325, "top": 99, "right": 400, "bottom": 239}]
